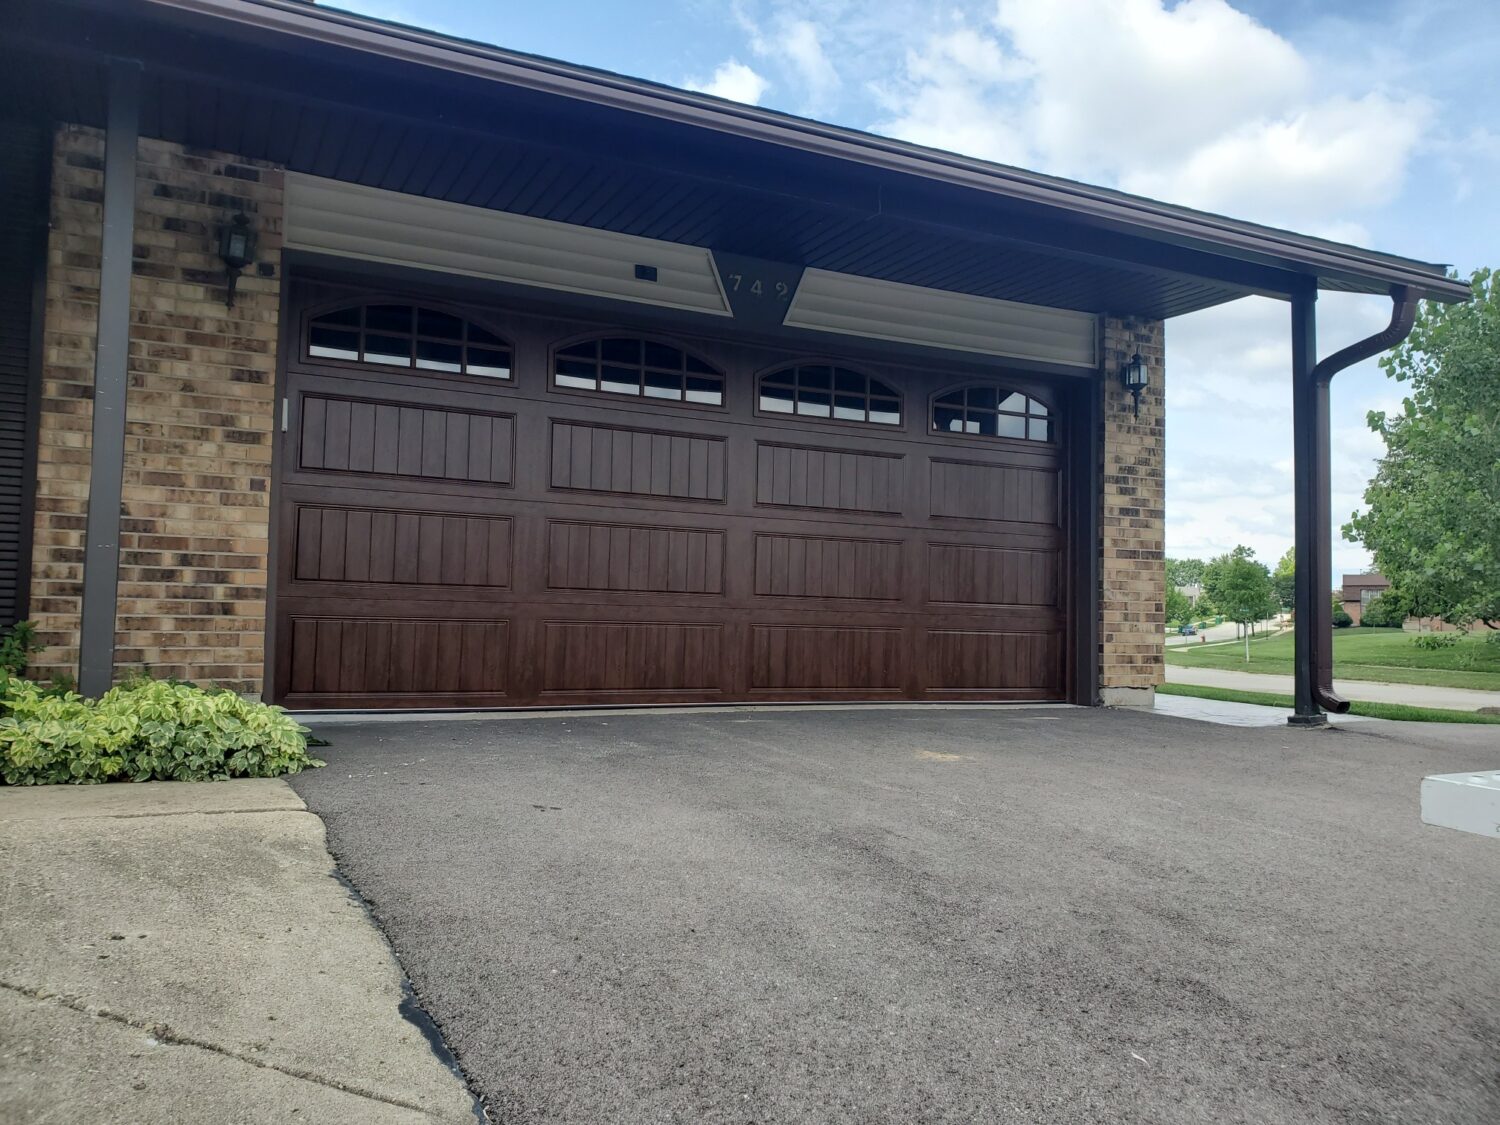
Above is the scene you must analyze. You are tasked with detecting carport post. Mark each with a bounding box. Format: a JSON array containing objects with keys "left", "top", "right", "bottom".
[
  {"left": 1289, "top": 286, "right": 1325, "bottom": 726},
  {"left": 78, "top": 59, "right": 141, "bottom": 698}
]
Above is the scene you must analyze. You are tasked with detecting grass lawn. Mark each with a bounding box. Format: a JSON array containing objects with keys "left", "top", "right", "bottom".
[
  {"left": 1157, "top": 682, "right": 1500, "bottom": 725},
  {"left": 1164, "top": 627, "right": 1500, "bottom": 692}
]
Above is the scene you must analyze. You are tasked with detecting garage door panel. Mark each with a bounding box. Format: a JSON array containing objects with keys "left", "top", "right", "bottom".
[
  {"left": 752, "top": 533, "right": 903, "bottom": 601},
  {"left": 539, "top": 621, "right": 723, "bottom": 695},
  {"left": 545, "top": 519, "right": 725, "bottom": 595},
  {"left": 749, "top": 624, "right": 906, "bottom": 692},
  {"left": 754, "top": 441, "right": 903, "bottom": 513},
  {"left": 299, "top": 393, "right": 514, "bottom": 485},
  {"left": 924, "top": 629, "right": 1062, "bottom": 695},
  {"left": 293, "top": 505, "right": 513, "bottom": 588},
  {"left": 927, "top": 543, "right": 1059, "bottom": 607},
  {"left": 287, "top": 616, "right": 511, "bottom": 699},
  {"left": 929, "top": 458, "right": 1058, "bottom": 524},
  {"left": 550, "top": 419, "right": 725, "bottom": 501}
]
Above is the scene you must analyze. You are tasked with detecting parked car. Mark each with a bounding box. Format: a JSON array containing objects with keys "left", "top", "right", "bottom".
[{"left": 1179, "top": 624, "right": 1197, "bottom": 636}]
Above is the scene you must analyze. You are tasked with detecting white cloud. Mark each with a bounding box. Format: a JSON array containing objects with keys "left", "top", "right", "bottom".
[
  {"left": 688, "top": 60, "right": 770, "bottom": 105},
  {"left": 872, "top": 0, "right": 1427, "bottom": 231},
  {"left": 735, "top": 11, "right": 841, "bottom": 109}
]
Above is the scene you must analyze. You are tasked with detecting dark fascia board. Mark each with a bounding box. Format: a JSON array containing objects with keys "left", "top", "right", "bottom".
[{"left": 134, "top": 0, "right": 1468, "bottom": 305}]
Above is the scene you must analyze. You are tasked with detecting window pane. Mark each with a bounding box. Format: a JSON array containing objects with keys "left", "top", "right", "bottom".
[
  {"left": 833, "top": 394, "right": 866, "bottom": 421},
  {"left": 363, "top": 334, "right": 411, "bottom": 366},
  {"left": 994, "top": 414, "right": 1026, "bottom": 439},
  {"left": 601, "top": 338, "right": 640, "bottom": 365},
  {"left": 308, "top": 326, "right": 359, "bottom": 360},
  {"left": 1029, "top": 399, "right": 1048, "bottom": 417},
  {"left": 467, "top": 323, "right": 505, "bottom": 347},
  {"left": 869, "top": 377, "right": 899, "bottom": 399},
  {"left": 417, "top": 308, "right": 464, "bottom": 340},
  {"left": 798, "top": 365, "right": 832, "bottom": 391},
  {"left": 556, "top": 372, "right": 594, "bottom": 389},
  {"left": 415, "top": 339, "right": 462, "bottom": 373},
  {"left": 973, "top": 411, "right": 1000, "bottom": 437},
  {"left": 966, "top": 386, "right": 998, "bottom": 411},
  {"left": 1028, "top": 418, "right": 1050, "bottom": 441},
  {"left": 933, "top": 406, "right": 963, "bottom": 432},
  {"left": 643, "top": 341, "right": 681, "bottom": 370},
  {"left": 935, "top": 390, "right": 965, "bottom": 407},
  {"left": 685, "top": 354, "right": 718, "bottom": 375},
  {"left": 314, "top": 306, "right": 361, "bottom": 328},
  {"left": 601, "top": 366, "right": 639, "bottom": 395},
  {"left": 685, "top": 376, "right": 723, "bottom": 405},
  {"left": 558, "top": 341, "right": 597, "bottom": 360},
  {"left": 365, "top": 304, "right": 412, "bottom": 335},
  {"left": 796, "top": 389, "right": 831, "bottom": 417},
  {"left": 869, "top": 398, "right": 901, "bottom": 426},
  {"left": 833, "top": 367, "right": 866, "bottom": 394},
  {"left": 998, "top": 391, "right": 1027, "bottom": 413},
  {"left": 643, "top": 369, "right": 684, "bottom": 400},
  {"left": 465, "top": 348, "right": 511, "bottom": 379},
  {"left": 761, "top": 388, "right": 794, "bottom": 412}
]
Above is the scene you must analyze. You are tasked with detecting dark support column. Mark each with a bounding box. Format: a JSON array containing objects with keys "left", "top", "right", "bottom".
[
  {"left": 1289, "top": 287, "right": 1327, "bottom": 726},
  {"left": 78, "top": 61, "right": 140, "bottom": 697}
]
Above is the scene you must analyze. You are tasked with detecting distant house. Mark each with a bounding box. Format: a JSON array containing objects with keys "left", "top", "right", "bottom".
[{"left": 1340, "top": 573, "right": 1391, "bottom": 625}]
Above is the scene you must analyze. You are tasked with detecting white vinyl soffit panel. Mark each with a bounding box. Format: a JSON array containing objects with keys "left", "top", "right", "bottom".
[
  {"left": 284, "top": 174, "right": 730, "bottom": 317},
  {"left": 785, "top": 269, "right": 1099, "bottom": 369}
]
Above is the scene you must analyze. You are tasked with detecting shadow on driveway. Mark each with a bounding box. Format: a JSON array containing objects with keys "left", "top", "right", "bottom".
[{"left": 292, "top": 706, "right": 1500, "bottom": 1125}]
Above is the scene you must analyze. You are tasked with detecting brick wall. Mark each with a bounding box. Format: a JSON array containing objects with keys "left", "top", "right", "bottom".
[
  {"left": 1098, "top": 315, "right": 1165, "bottom": 705},
  {"left": 29, "top": 126, "right": 282, "bottom": 693}
]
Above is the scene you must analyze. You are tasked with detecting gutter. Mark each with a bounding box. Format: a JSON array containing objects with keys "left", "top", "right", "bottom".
[
  {"left": 131, "top": 0, "right": 1469, "bottom": 305},
  {"left": 1301, "top": 286, "right": 1420, "bottom": 716}
]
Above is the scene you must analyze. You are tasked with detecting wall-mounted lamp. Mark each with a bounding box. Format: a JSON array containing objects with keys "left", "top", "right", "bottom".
[
  {"left": 1120, "top": 351, "right": 1149, "bottom": 417},
  {"left": 217, "top": 213, "right": 257, "bottom": 309}
]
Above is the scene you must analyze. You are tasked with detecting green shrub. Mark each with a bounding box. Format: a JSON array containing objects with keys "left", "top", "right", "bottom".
[
  {"left": 0, "top": 621, "right": 42, "bottom": 676},
  {"left": 1411, "top": 632, "right": 1460, "bottom": 651},
  {"left": 1359, "top": 593, "right": 1405, "bottom": 629},
  {"left": 0, "top": 676, "right": 321, "bottom": 786}
]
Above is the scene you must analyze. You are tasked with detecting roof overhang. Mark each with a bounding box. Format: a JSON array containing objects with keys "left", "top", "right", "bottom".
[{"left": 2, "top": 0, "right": 1470, "bottom": 318}]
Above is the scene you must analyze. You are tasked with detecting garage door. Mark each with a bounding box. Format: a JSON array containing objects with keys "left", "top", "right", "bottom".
[{"left": 271, "top": 283, "right": 1070, "bottom": 708}]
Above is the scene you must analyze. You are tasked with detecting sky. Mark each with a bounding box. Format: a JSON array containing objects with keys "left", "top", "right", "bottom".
[{"left": 336, "top": 0, "right": 1499, "bottom": 579}]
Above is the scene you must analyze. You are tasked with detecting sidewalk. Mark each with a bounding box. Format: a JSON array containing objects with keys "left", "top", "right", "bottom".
[
  {"left": 1166, "top": 664, "right": 1500, "bottom": 712},
  {"left": 0, "top": 779, "right": 478, "bottom": 1125}
]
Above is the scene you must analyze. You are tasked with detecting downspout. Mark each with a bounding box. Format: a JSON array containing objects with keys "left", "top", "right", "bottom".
[{"left": 1292, "top": 285, "right": 1419, "bottom": 720}]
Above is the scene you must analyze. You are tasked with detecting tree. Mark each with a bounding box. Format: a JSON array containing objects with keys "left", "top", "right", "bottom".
[
  {"left": 1345, "top": 268, "right": 1500, "bottom": 629},
  {"left": 1203, "top": 545, "right": 1278, "bottom": 660},
  {"left": 1360, "top": 591, "right": 1406, "bottom": 629},
  {"left": 1165, "top": 584, "right": 1193, "bottom": 627},
  {"left": 1271, "top": 548, "right": 1296, "bottom": 613},
  {"left": 1166, "top": 557, "right": 1206, "bottom": 591}
]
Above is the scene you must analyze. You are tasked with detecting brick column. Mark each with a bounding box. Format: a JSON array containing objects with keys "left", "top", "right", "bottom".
[
  {"left": 30, "top": 126, "right": 282, "bottom": 694},
  {"left": 1098, "top": 315, "right": 1165, "bottom": 706}
]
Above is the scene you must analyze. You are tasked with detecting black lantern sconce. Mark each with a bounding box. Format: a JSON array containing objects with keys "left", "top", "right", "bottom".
[
  {"left": 217, "top": 212, "right": 257, "bottom": 309},
  {"left": 1120, "top": 351, "right": 1149, "bottom": 416}
]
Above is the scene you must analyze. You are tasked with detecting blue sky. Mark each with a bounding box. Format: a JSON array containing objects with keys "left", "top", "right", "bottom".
[{"left": 339, "top": 0, "right": 1499, "bottom": 578}]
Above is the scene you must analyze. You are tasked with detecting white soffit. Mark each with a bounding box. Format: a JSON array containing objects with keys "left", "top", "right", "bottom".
[
  {"left": 785, "top": 269, "right": 1099, "bottom": 369},
  {"left": 283, "top": 174, "right": 730, "bottom": 317}
]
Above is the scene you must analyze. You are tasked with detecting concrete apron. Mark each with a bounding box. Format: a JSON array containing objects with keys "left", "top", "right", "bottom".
[{"left": 0, "top": 779, "right": 479, "bottom": 1125}]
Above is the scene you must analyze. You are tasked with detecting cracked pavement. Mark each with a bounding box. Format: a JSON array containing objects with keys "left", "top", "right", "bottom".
[{"left": 0, "top": 779, "right": 477, "bottom": 1125}]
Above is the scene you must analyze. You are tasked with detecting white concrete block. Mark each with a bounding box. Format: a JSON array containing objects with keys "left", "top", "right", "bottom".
[{"left": 1421, "top": 771, "right": 1500, "bottom": 839}]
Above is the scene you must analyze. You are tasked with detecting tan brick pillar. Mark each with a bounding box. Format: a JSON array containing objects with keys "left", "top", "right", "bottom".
[
  {"left": 1098, "top": 315, "right": 1165, "bottom": 706},
  {"left": 30, "top": 126, "right": 283, "bottom": 695}
]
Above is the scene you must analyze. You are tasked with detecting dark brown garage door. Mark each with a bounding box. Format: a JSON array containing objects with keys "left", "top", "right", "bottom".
[{"left": 271, "top": 282, "right": 1071, "bottom": 708}]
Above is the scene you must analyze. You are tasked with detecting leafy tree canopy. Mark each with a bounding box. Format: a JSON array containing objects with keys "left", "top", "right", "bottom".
[
  {"left": 1345, "top": 268, "right": 1499, "bottom": 628},
  {"left": 1165, "top": 583, "right": 1193, "bottom": 626},
  {"left": 1271, "top": 548, "right": 1296, "bottom": 612},
  {"left": 1203, "top": 545, "right": 1278, "bottom": 626},
  {"left": 1166, "top": 557, "right": 1207, "bottom": 589}
]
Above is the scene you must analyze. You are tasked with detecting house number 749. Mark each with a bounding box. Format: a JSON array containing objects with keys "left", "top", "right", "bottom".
[{"left": 727, "top": 274, "right": 791, "bottom": 301}]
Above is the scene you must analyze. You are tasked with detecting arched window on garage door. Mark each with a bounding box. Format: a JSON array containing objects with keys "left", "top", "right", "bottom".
[
  {"left": 932, "top": 384, "right": 1052, "bottom": 442},
  {"left": 306, "top": 302, "right": 513, "bottom": 379},
  {"left": 552, "top": 336, "right": 725, "bottom": 405},
  {"left": 758, "top": 363, "right": 902, "bottom": 426}
]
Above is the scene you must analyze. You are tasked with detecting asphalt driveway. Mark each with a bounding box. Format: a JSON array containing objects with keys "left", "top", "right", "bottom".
[{"left": 292, "top": 707, "right": 1500, "bottom": 1125}]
